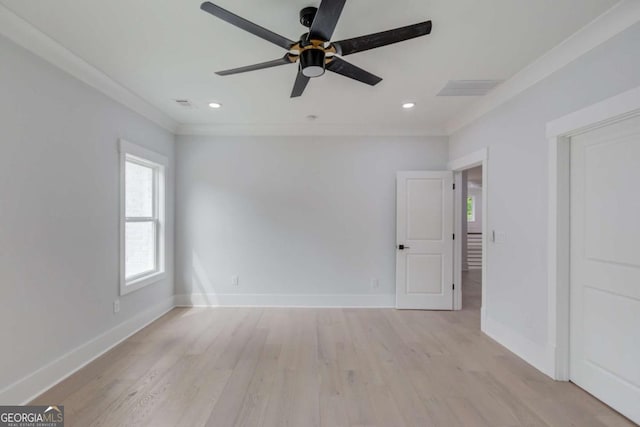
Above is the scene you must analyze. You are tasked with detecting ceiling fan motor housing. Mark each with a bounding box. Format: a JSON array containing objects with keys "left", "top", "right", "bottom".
[
  {"left": 300, "top": 48, "right": 326, "bottom": 77},
  {"left": 300, "top": 7, "right": 318, "bottom": 28}
]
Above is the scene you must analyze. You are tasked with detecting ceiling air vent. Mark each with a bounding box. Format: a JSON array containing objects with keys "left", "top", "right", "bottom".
[
  {"left": 437, "top": 80, "right": 503, "bottom": 97},
  {"left": 175, "top": 99, "right": 193, "bottom": 108}
]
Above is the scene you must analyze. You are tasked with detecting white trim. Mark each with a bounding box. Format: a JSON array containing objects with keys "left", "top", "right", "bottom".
[
  {"left": 446, "top": 0, "right": 640, "bottom": 134},
  {"left": 447, "top": 147, "right": 487, "bottom": 171},
  {"left": 119, "top": 139, "right": 168, "bottom": 296},
  {"left": 448, "top": 149, "right": 488, "bottom": 325},
  {"left": 546, "top": 85, "right": 640, "bottom": 381},
  {"left": 125, "top": 271, "right": 167, "bottom": 291},
  {"left": 0, "top": 4, "right": 178, "bottom": 133},
  {"left": 453, "top": 171, "right": 466, "bottom": 299},
  {"left": 176, "top": 123, "right": 447, "bottom": 137},
  {"left": 546, "top": 86, "right": 640, "bottom": 138},
  {"left": 174, "top": 293, "right": 396, "bottom": 308},
  {"left": 484, "top": 315, "right": 556, "bottom": 378},
  {"left": 0, "top": 298, "right": 174, "bottom": 405},
  {"left": 119, "top": 139, "right": 169, "bottom": 167},
  {"left": 547, "top": 136, "right": 571, "bottom": 381}
]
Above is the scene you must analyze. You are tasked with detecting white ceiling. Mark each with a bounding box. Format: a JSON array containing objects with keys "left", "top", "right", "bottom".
[{"left": 0, "top": 0, "right": 618, "bottom": 134}]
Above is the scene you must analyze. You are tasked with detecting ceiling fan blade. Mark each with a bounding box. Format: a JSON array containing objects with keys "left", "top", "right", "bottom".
[
  {"left": 216, "top": 55, "right": 295, "bottom": 76},
  {"left": 309, "top": 0, "right": 346, "bottom": 42},
  {"left": 326, "top": 57, "right": 382, "bottom": 86},
  {"left": 291, "top": 70, "right": 310, "bottom": 98},
  {"left": 332, "top": 21, "right": 432, "bottom": 56},
  {"left": 200, "top": 2, "right": 295, "bottom": 50}
]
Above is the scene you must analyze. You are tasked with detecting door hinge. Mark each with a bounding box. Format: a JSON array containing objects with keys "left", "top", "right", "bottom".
[
  {"left": 453, "top": 183, "right": 456, "bottom": 190},
  {"left": 453, "top": 283, "right": 455, "bottom": 290},
  {"left": 453, "top": 233, "right": 455, "bottom": 240}
]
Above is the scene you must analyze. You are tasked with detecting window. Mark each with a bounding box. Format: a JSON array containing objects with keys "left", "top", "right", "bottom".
[
  {"left": 467, "top": 196, "right": 476, "bottom": 222},
  {"left": 119, "top": 140, "right": 167, "bottom": 295}
]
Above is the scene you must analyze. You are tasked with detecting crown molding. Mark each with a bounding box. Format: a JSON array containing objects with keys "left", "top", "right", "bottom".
[
  {"left": 0, "top": 4, "right": 179, "bottom": 133},
  {"left": 176, "top": 123, "right": 448, "bottom": 137},
  {"left": 445, "top": 0, "right": 640, "bottom": 135}
]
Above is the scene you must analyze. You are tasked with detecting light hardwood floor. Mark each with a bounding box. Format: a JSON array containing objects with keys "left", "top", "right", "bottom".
[{"left": 32, "top": 271, "right": 634, "bottom": 426}]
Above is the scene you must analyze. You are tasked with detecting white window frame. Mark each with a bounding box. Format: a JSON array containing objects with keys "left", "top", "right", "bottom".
[{"left": 119, "top": 139, "right": 168, "bottom": 296}]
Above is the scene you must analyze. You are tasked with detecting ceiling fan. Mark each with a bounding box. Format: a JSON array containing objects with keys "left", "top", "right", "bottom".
[{"left": 200, "top": 0, "right": 432, "bottom": 98}]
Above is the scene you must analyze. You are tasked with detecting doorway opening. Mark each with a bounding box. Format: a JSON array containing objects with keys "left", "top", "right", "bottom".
[
  {"left": 450, "top": 148, "right": 488, "bottom": 328},
  {"left": 462, "top": 166, "right": 483, "bottom": 317}
]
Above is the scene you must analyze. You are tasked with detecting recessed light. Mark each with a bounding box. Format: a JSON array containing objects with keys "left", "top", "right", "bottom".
[
  {"left": 402, "top": 102, "right": 416, "bottom": 109},
  {"left": 208, "top": 102, "right": 222, "bottom": 109}
]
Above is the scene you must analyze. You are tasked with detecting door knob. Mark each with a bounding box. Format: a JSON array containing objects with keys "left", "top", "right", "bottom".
[{"left": 398, "top": 244, "right": 410, "bottom": 250}]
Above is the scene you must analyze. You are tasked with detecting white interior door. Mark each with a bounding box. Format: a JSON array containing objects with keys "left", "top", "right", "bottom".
[
  {"left": 396, "top": 171, "right": 453, "bottom": 310},
  {"left": 570, "top": 114, "right": 640, "bottom": 424}
]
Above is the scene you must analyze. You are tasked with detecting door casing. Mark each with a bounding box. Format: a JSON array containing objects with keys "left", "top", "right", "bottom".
[{"left": 546, "top": 85, "right": 640, "bottom": 381}]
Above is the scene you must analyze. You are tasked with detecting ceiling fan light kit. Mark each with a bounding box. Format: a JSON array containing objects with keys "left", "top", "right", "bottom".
[
  {"left": 300, "top": 48, "right": 326, "bottom": 78},
  {"left": 200, "top": 0, "right": 432, "bottom": 98}
]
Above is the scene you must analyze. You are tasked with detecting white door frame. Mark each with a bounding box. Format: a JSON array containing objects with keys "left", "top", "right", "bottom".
[
  {"left": 546, "top": 85, "right": 640, "bottom": 381},
  {"left": 448, "top": 148, "right": 488, "bottom": 327}
]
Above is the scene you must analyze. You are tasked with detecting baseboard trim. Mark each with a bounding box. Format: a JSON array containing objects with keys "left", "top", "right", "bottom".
[
  {"left": 482, "top": 314, "right": 555, "bottom": 378},
  {"left": 0, "top": 297, "right": 175, "bottom": 405},
  {"left": 174, "top": 293, "right": 396, "bottom": 308}
]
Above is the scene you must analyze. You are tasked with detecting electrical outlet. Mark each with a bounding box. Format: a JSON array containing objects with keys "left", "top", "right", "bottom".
[
  {"left": 113, "top": 300, "right": 120, "bottom": 314},
  {"left": 231, "top": 275, "right": 239, "bottom": 286},
  {"left": 371, "top": 278, "right": 379, "bottom": 290}
]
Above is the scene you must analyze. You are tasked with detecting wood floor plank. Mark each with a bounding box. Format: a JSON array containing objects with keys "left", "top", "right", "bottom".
[
  {"left": 29, "top": 271, "right": 635, "bottom": 427},
  {"left": 205, "top": 327, "right": 269, "bottom": 427},
  {"left": 233, "top": 312, "right": 287, "bottom": 427}
]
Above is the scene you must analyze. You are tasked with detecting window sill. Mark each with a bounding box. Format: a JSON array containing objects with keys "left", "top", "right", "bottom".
[{"left": 120, "top": 271, "right": 166, "bottom": 296}]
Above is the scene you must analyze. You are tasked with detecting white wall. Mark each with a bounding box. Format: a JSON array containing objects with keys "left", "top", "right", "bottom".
[
  {"left": 0, "top": 34, "right": 175, "bottom": 403},
  {"left": 175, "top": 135, "right": 448, "bottom": 306},
  {"left": 449, "top": 23, "right": 640, "bottom": 370}
]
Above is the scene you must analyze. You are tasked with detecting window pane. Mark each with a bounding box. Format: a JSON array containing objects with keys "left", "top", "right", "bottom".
[
  {"left": 125, "top": 221, "right": 156, "bottom": 279},
  {"left": 467, "top": 196, "right": 475, "bottom": 222},
  {"left": 126, "top": 161, "right": 154, "bottom": 217}
]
